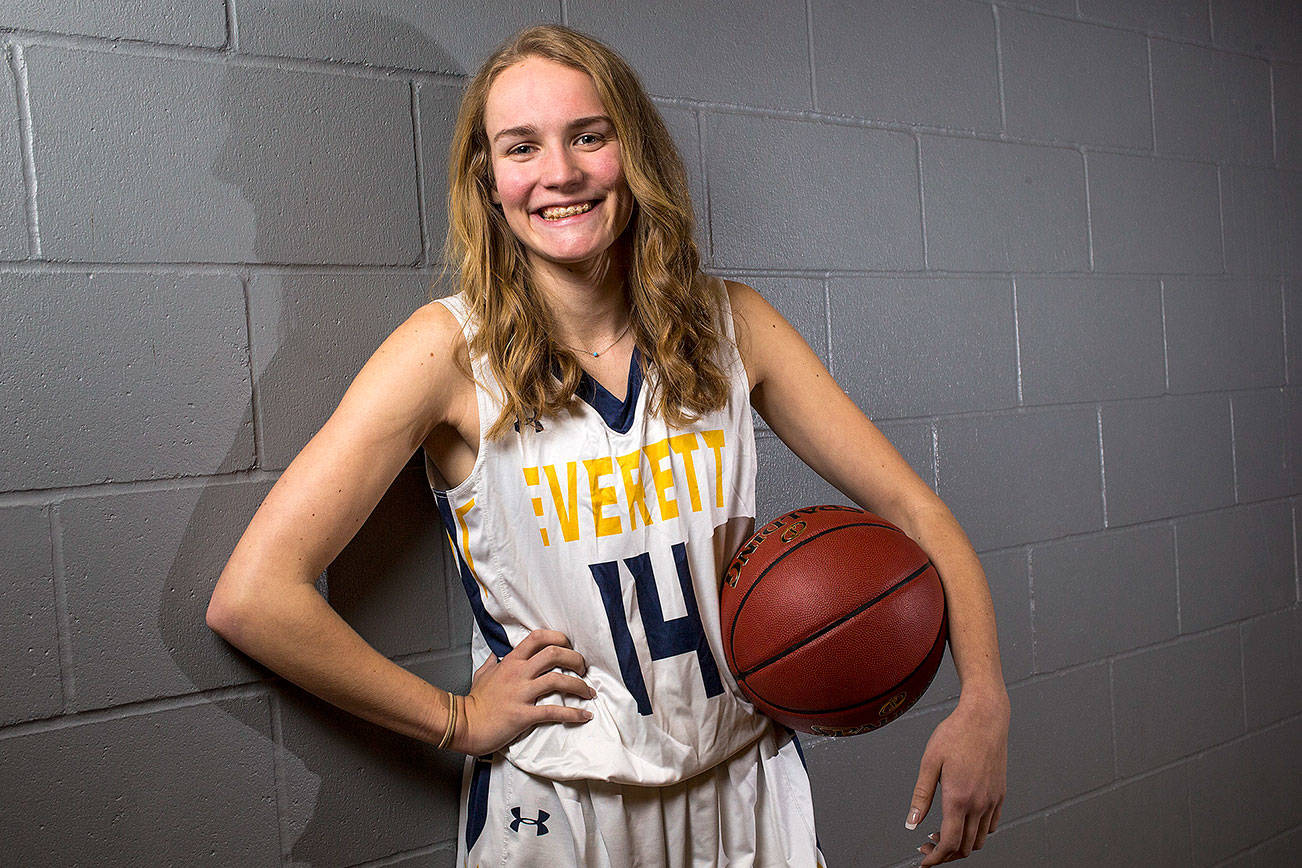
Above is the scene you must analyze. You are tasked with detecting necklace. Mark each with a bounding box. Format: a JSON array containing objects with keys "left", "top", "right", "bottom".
[{"left": 562, "top": 318, "right": 632, "bottom": 357}]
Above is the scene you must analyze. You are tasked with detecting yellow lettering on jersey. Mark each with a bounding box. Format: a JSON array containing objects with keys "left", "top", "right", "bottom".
[
  {"left": 544, "top": 462, "right": 582, "bottom": 542},
  {"left": 451, "top": 498, "right": 488, "bottom": 591},
  {"left": 521, "top": 466, "right": 549, "bottom": 546},
  {"left": 668, "top": 432, "right": 704, "bottom": 512},
  {"left": 616, "top": 450, "right": 653, "bottom": 530},
  {"left": 583, "top": 456, "right": 623, "bottom": 537},
  {"left": 700, "top": 429, "right": 726, "bottom": 508},
  {"left": 643, "top": 439, "right": 679, "bottom": 521}
]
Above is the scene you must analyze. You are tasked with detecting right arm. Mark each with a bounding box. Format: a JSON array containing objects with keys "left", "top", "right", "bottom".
[{"left": 205, "top": 301, "right": 593, "bottom": 754}]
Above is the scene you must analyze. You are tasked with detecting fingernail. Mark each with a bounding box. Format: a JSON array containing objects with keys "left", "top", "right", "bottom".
[
  {"left": 582, "top": 710, "right": 593, "bottom": 719},
  {"left": 905, "top": 808, "right": 920, "bottom": 830}
]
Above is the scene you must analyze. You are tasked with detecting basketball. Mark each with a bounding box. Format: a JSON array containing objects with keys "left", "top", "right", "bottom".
[{"left": 720, "top": 505, "right": 948, "bottom": 736}]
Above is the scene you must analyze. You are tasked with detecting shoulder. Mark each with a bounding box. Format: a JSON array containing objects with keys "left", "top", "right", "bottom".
[{"left": 719, "top": 278, "right": 784, "bottom": 391}]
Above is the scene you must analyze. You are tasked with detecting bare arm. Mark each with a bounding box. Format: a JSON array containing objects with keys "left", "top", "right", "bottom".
[
  {"left": 206, "top": 301, "right": 595, "bottom": 754},
  {"left": 726, "top": 279, "right": 1007, "bottom": 864}
]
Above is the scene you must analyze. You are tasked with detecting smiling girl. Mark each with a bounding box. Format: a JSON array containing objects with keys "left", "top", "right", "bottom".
[{"left": 208, "top": 24, "right": 1008, "bottom": 868}]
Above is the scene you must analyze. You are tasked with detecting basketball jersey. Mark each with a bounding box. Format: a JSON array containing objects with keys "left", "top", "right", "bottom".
[{"left": 426, "top": 276, "right": 772, "bottom": 786}]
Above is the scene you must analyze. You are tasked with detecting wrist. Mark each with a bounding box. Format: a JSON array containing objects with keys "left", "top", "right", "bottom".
[{"left": 957, "top": 679, "right": 1010, "bottom": 718}]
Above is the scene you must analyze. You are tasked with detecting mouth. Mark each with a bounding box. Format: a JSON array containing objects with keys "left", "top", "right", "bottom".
[{"left": 534, "top": 199, "right": 600, "bottom": 223}]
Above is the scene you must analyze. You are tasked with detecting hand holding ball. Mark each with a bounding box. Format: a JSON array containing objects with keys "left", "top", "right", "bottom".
[{"left": 721, "top": 505, "right": 948, "bottom": 736}]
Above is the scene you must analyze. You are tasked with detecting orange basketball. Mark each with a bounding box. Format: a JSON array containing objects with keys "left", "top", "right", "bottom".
[{"left": 721, "top": 505, "right": 948, "bottom": 736}]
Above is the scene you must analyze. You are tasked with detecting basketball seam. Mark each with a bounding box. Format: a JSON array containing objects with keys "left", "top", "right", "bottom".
[
  {"left": 741, "top": 610, "right": 948, "bottom": 716},
  {"left": 736, "top": 559, "right": 936, "bottom": 679},
  {"left": 727, "top": 520, "right": 905, "bottom": 663}
]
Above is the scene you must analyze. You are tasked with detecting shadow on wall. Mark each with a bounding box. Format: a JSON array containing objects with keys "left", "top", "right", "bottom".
[{"left": 157, "top": 7, "right": 470, "bottom": 864}]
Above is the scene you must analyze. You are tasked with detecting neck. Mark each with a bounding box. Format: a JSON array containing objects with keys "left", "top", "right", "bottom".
[{"left": 529, "top": 245, "right": 633, "bottom": 350}]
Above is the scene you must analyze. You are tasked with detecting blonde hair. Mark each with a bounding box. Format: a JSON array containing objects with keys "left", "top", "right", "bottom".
[{"left": 437, "top": 23, "right": 730, "bottom": 439}]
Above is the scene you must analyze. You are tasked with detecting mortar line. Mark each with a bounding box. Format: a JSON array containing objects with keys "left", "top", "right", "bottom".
[
  {"left": 1027, "top": 547, "right": 1038, "bottom": 674},
  {"left": 823, "top": 277, "right": 833, "bottom": 377},
  {"left": 1012, "top": 278, "right": 1024, "bottom": 404},
  {"left": 560, "top": 0, "right": 568, "bottom": 26},
  {"left": 1097, "top": 405, "right": 1109, "bottom": 527},
  {"left": 1216, "top": 164, "right": 1228, "bottom": 273},
  {"left": 1081, "top": 148, "right": 1095, "bottom": 270},
  {"left": 915, "top": 134, "right": 929, "bottom": 269},
  {"left": 993, "top": 4, "right": 1008, "bottom": 133},
  {"left": 1269, "top": 61, "right": 1279, "bottom": 165},
  {"left": 930, "top": 421, "right": 940, "bottom": 493},
  {"left": 697, "top": 108, "right": 714, "bottom": 263},
  {"left": 270, "top": 692, "right": 292, "bottom": 864},
  {"left": 409, "top": 80, "right": 431, "bottom": 268},
  {"left": 9, "top": 43, "right": 41, "bottom": 258},
  {"left": 1228, "top": 396, "right": 1240, "bottom": 503},
  {"left": 224, "top": 0, "right": 239, "bottom": 52},
  {"left": 241, "top": 273, "right": 265, "bottom": 468},
  {"left": 1172, "top": 520, "right": 1183, "bottom": 633},
  {"left": 805, "top": 0, "right": 818, "bottom": 112},
  {"left": 1107, "top": 659, "right": 1118, "bottom": 779},
  {"left": 1146, "top": 38, "right": 1157, "bottom": 152},
  {"left": 1159, "top": 279, "right": 1171, "bottom": 392},
  {"left": 49, "top": 503, "right": 74, "bottom": 712},
  {"left": 1237, "top": 622, "right": 1249, "bottom": 734}
]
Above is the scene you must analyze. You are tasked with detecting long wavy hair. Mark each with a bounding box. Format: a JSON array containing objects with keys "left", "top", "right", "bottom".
[{"left": 437, "top": 23, "right": 730, "bottom": 440}]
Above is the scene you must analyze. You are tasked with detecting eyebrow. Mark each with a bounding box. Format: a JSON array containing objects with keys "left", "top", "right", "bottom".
[{"left": 491, "top": 115, "right": 613, "bottom": 144}]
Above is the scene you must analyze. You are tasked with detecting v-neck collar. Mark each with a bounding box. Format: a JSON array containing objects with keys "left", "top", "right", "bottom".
[{"left": 575, "top": 347, "right": 642, "bottom": 434}]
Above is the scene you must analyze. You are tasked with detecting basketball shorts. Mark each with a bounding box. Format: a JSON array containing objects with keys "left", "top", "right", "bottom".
[{"left": 454, "top": 721, "right": 827, "bottom": 867}]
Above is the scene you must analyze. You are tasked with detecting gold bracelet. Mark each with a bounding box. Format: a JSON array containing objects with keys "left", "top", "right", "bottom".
[{"left": 437, "top": 693, "right": 458, "bottom": 750}]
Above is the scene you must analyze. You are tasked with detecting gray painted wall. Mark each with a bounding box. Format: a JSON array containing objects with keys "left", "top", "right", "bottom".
[{"left": 1, "top": 1, "right": 1298, "bottom": 866}]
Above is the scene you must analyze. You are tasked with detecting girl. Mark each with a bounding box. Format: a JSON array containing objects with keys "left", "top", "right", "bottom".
[{"left": 208, "top": 23, "right": 1008, "bottom": 867}]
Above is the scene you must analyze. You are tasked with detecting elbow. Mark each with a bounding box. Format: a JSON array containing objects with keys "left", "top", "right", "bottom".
[{"left": 205, "top": 575, "right": 250, "bottom": 639}]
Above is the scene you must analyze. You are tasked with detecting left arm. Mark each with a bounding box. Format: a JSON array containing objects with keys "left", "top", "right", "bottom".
[{"left": 726, "top": 279, "right": 1009, "bottom": 865}]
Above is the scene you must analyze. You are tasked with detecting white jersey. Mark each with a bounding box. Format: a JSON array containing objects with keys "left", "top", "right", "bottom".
[{"left": 426, "top": 277, "right": 771, "bottom": 786}]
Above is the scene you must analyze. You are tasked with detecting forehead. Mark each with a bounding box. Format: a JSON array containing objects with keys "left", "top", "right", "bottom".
[{"left": 484, "top": 57, "right": 607, "bottom": 134}]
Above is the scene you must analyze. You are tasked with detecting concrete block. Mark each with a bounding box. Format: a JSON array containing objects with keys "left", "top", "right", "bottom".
[
  {"left": 0, "top": 60, "right": 29, "bottom": 260},
  {"left": 0, "top": 0, "right": 226, "bottom": 46},
  {"left": 570, "top": 0, "right": 811, "bottom": 110},
  {"left": 704, "top": 112, "right": 921, "bottom": 270},
  {"left": 1221, "top": 165, "right": 1287, "bottom": 276},
  {"left": 276, "top": 655, "right": 467, "bottom": 866},
  {"left": 1077, "top": 0, "right": 1211, "bottom": 41},
  {"left": 746, "top": 273, "right": 827, "bottom": 429},
  {"left": 1276, "top": 62, "right": 1302, "bottom": 168},
  {"left": 1210, "top": 0, "right": 1302, "bottom": 60},
  {"left": 1101, "top": 394, "right": 1236, "bottom": 525},
  {"left": 803, "top": 702, "right": 955, "bottom": 864},
  {"left": 1164, "top": 277, "right": 1284, "bottom": 393},
  {"left": 1188, "top": 717, "right": 1302, "bottom": 866},
  {"left": 1030, "top": 525, "right": 1178, "bottom": 672},
  {"left": 0, "top": 272, "right": 252, "bottom": 491},
  {"left": 1246, "top": 825, "right": 1302, "bottom": 868},
  {"left": 238, "top": 0, "right": 558, "bottom": 74},
  {"left": 0, "top": 698, "right": 280, "bottom": 866},
  {"left": 0, "top": 505, "right": 60, "bottom": 725},
  {"left": 247, "top": 271, "right": 432, "bottom": 470},
  {"left": 1041, "top": 765, "right": 1193, "bottom": 867},
  {"left": 1001, "top": 9, "right": 1151, "bottom": 149},
  {"left": 1175, "top": 501, "right": 1294, "bottom": 633},
  {"left": 326, "top": 459, "right": 452, "bottom": 654},
  {"left": 1111, "top": 627, "right": 1244, "bottom": 776},
  {"left": 921, "top": 136, "right": 1088, "bottom": 272},
  {"left": 657, "top": 104, "right": 711, "bottom": 263},
  {"left": 1151, "top": 40, "right": 1273, "bottom": 164},
  {"left": 937, "top": 407, "right": 1103, "bottom": 551},
  {"left": 828, "top": 276, "right": 1017, "bottom": 419},
  {"left": 1289, "top": 282, "right": 1301, "bottom": 384},
  {"left": 1087, "top": 152, "right": 1222, "bottom": 274},
  {"left": 60, "top": 481, "right": 280, "bottom": 709},
  {"left": 1016, "top": 277, "right": 1165, "bottom": 405},
  {"left": 811, "top": 0, "right": 1000, "bottom": 131},
  {"left": 1006, "top": 663, "right": 1114, "bottom": 812},
  {"left": 1232, "top": 388, "right": 1294, "bottom": 502},
  {"left": 1282, "top": 171, "right": 1302, "bottom": 276},
  {"left": 1241, "top": 606, "right": 1302, "bottom": 728},
  {"left": 417, "top": 81, "right": 462, "bottom": 267},
  {"left": 26, "top": 45, "right": 419, "bottom": 264},
  {"left": 754, "top": 433, "right": 854, "bottom": 526},
  {"left": 917, "top": 547, "right": 1033, "bottom": 712}
]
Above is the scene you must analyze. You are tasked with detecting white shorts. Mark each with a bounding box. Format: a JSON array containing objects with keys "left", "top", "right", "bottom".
[{"left": 454, "top": 722, "right": 827, "bottom": 867}]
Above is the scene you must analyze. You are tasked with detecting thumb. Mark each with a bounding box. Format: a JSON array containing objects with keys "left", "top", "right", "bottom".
[{"left": 907, "top": 751, "right": 942, "bottom": 830}]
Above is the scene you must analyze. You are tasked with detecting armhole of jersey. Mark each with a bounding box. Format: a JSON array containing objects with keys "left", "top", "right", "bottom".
[{"left": 428, "top": 294, "right": 493, "bottom": 497}]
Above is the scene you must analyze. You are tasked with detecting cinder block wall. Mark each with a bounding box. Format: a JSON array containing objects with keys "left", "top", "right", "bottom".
[{"left": 1, "top": 2, "right": 1298, "bottom": 866}]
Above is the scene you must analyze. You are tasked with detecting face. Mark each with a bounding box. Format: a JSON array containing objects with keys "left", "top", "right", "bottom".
[{"left": 483, "top": 56, "right": 635, "bottom": 277}]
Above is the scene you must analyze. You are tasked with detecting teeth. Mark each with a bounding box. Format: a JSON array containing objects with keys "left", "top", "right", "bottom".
[{"left": 540, "top": 201, "right": 594, "bottom": 220}]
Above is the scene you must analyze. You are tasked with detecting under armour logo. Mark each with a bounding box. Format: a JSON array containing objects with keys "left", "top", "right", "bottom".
[
  {"left": 512, "top": 417, "right": 545, "bottom": 433},
  {"left": 509, "top": 807, "right": 550, "bottom": 836}
]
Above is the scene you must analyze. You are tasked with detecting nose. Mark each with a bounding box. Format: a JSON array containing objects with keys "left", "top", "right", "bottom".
[{"left": 539, "top": 144, "right": 583, "bottom": 188}]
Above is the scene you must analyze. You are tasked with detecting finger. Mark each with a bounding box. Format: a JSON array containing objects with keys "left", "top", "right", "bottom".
[
  {"left": 958, "top": 808, "right": 980, "bottom": 858},
  {"left": 533, "top": 703, "right": 594, "bottom": 725},
  {"left": 536, "top": 671, "right": 597, "bottom": 700},
  {"left": 989, "top": 798, "right": 1003, "bottom": 833},
  {"left": 973, "top": 806, "right": 994, "bottom": 851},
  {"left": 922, "top": 800, "right": 964, "bottom": 867},
  {"left": 907, "top": 752, "right": 942, "bottom": 829},
  {"left": 526, "top": 643, "right": 588, "bottom": 678},
  {"left": 512, "top": 629, "right": 571, "bottom": 659}
]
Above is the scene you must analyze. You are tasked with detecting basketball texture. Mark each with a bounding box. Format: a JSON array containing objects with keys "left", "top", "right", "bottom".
[{"left": 721, "top": 505, "right": 948, "bottom": 736}]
